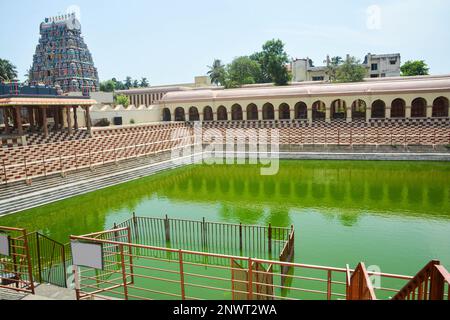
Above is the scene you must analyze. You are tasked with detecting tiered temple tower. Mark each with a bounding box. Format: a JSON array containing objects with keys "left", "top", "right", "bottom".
[{"left": 29, "top": 13, "right": 99, "bottom": 94}]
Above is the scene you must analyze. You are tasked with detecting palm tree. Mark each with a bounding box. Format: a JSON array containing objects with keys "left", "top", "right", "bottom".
[
  {"left": 0, "top": 59, "right": 18, "bottom": 82},
  {"left": 207, "top": 59, "right": 225, "bottom": 85}
]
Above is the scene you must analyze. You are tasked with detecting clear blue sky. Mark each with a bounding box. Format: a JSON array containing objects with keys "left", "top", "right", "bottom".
[{"left": 1, "top": 0, "right": 449, "bottom": 85}]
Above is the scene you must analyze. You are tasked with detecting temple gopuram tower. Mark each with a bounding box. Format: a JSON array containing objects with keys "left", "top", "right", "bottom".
[{"left": 29, "top": 13, "right": 99, "bottom": 94}]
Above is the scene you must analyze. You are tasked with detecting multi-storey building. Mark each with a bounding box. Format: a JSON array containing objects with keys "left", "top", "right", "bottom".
[{"left": 290, "top": 53, "right": 401, "bottom": 82}]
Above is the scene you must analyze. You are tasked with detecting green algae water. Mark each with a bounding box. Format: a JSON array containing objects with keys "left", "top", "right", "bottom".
[{"left": 1, "top": 160, "right": 449, "bottom": 279}]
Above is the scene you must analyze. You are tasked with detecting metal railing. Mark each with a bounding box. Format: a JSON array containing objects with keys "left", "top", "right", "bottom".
[
  {"left": 392, "top": 260, "right": 450, "bottom": 300},
  {"left": 70, "top": 227, "right": 416, "bottom": 301},
  {"left": 0, "top": 226, "right": 35, "bottom": 294},
  {"left": 115, "top": 215, "right": 294, "bottom": 264},
  {"left": 26, "top": 232, "right": 71, "bottom": 288},
  {"left": 346, "top": 262, "right": 377, "bottom": 300}
]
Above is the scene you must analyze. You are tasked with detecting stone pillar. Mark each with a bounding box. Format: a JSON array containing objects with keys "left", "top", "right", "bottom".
[
  {"left": 290, "top": 109, "right": 295, "bottom": 120},
  {"left": 426, "top": 105, "right": 433, "bottom": 118},
  {"left": 405, "top": 106, "right": 412, "bottom": 119},
  {"left": 199, "top": 113, "right": 204, "bottom": 122},
  {"left": 325, "top": 108, "right": 331, "bottom": 123},
  {"left": 42, "top": 106, "right": 48, "bottom": 137},
  {"left": 366, "top": 107, "right": 371, "bottom": 122},
  {"left": 243, "top": 111, "right": 248, "bottom": 121},
  {"left": 29, "top": 107, "right": 35, "bottom": 132},
  {"left": 274, "top": 109, "right": 280, "bottom": 120},
  {"left": 66, "top": 106, "right": 73, "bottom": 135},
  {"left": 258, "top": 110, "right": 263, "bottom": 121},
  {"left": 53, "top": 107, "right": 59, "bottom": 131},
  {"left": 85, "top": 106, "right": 92, "bottom": 135},
  {"left": 73, "top": 106, "right": 79, "bottom": 130},
  {"left": 346, "top": 107, "right": 352, "bottom": 123},
  {"left": 14, "top": 106, "right": 23, "bottom": 136},
  {"left": 307, "top": 107, "right": 313, "bottom": 124},
  {"left": 3, "top": 108, "right": 10, "bottom": 134},
  {"left": 385, "top": 107, "right": 392, "bottom": 119}
]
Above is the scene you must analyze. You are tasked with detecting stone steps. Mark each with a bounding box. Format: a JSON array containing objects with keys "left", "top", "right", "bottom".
[{"left": 0, "top": 153, "right": 188, "bottom": 216}]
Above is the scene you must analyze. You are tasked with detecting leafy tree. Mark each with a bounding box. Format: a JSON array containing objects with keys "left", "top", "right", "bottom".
[
  {"left": 124, "top": 76, "right": 133, "bottom": 89},
  {"left": 114, "top": 94, "right": 130, "bottom": 107},
  {"left": 401, "top": 60, "right": 429, "bottom": 76},
  {"left": 140, "top": 77, "right": 149, "bottom": 87},
  {"left": 325, "top": 56, "right": 344, "bottom": 82},
  {"left": 335, "top": 56, "right": 367, "bottom": 83},
  {"left": 251, "top": 39, "right": 291, "bottom": 86},
  {"left": 100, "top": 80, "right": 116, "bottom": 92},
  {"left": 207, "top": 59, "right": 226, "bottom": 85},
  {"left": 0, "top": 58, "right": 18, "bottom": 82},
  {"left": 226, "top": 56, "right": 261, "bottom": 88},
  {"left": 112, "top": 78, "right": 125, "bottom": 90},
  {"left": 132, "top": 79, "right": 139, "bottom": 88}
]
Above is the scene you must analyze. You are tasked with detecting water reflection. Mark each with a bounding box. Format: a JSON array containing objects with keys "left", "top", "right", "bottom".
[{"left": 0, "top": 160, "right": 448, "bottom": 243}]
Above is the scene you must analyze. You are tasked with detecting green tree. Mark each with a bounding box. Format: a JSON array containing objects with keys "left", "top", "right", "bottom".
[
  {"left": 112, "top": 78, "right": 125, "bottom": 90},
  {"left": 100, "top": 80, "right": 116, "bottom": 92},
  {"left": 207, "top": 59, "right": 226, "bottom": 85},
  {"left": 132, "top": 80, "right": 139, "bottom": 88},
  {"left": 226, "top": 56, "right": 261, "bottom": 88},
  {"left": 0, "top": 58, "right": 18, "bottom": 82},
  {"left": 124, "top": 76, "right": 133, "bottom": 89},
  {"left": 334, "top": 56, "right": 367, "bottom": 83},
  {"left": 251, "top": 39, "right": 291, "bottom": 86},
  {"left": 140, "top": 77, "right": 149, "bottom": 87},
  {"left": 401, "top": 60, "right": 429, "bottom": 76},
  {"left": 325, "top": 56, "right": 344, "bottom": 82},
  {"left": 114, "top": 94, "right": 130, "bottom": 107}
]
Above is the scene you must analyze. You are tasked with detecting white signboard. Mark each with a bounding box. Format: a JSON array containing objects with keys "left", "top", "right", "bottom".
[
  {"left": 71, "top": 241, "right": 104, "bottom": 270},
  {"left": 0, "top": 234, "right": 10, "bottom": 256}
]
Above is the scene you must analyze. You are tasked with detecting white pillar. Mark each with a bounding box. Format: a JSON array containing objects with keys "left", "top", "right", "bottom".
[
  {"left": 405, "top": 106, "right": 412, "bottom": 119},
  {"left": 426, "top": 105, "right": 433, "bottom": 118},
  {"left": 346, "top": 108, "right": 352, "bottom": 123},
  {"left": 325, "top": 108, "right": 331, "bottom": 123}
]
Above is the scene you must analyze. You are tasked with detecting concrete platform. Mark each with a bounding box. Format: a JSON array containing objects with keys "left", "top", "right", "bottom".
[{"left": 21, "top": 284, "right": 76, "bottom": 300}]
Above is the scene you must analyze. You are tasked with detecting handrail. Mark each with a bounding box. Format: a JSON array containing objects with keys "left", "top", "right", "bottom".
[
  {"left": 346, "top": 262, "right": 377, "bottom": 300},
  {"left": 391, "top": 260, "right": 448, "bottom": 300}
]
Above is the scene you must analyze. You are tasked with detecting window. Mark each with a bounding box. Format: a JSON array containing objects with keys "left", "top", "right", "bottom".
[
  {"left": 371, "top": 63, "right": 378, "bottom": 71},
  {"left": 312, "top": 76, "right": 324, "bottom": 81},
  {"left": 370, "top": 74, "right": 379, "bottom": 78},
  {"left": 390, "top": 59, "right": 397, "bottom": 65},
  {"left": 381, "top": 73, "right": 386, "bottom": 78}
]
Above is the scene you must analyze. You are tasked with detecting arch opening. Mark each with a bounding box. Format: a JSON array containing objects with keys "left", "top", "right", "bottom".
[
  {"left": 217, "top": 106, "right": 228, "bottom": 121},
  {"left": 312, "top": 101, "right": 326, "bottom": 120},
  {"left": 174, "top": 107, "right": 186, "bottom": 122},
  {"left": 162, "top": 108, "right": 171, "bottom": 122},
  {"left": 231, "top": 104, "right": 243, "bottom": 121},
  {"left": 246, "top": 104, "right": 258, "bottom": 120},
  {"left": 331, "top": 99, "right": 347, "bottom": 119},
  {"left": 432, "top": 97, "right": 449, "bottom": 118},
  {"left": 391, "top": 99, "right": 405, "bottom": 118},
  {"left": 203, "top": 106, "right": 213, "bottom": 121},
  {"left": 294, "top": 102, "right": 307, "bottom": 120},
  {"left": 279, "top": 103, "right": 290, "bottom": 120},
  {"left": 263, "top": 103, "right": 275, "bottom": 120},
  {"left": 351, "top": 100, "right": 366, "bottom": 119},
  {"left": 189, "top": 107, "right": 200, "bottom": 121},
  {"left": 371, "top": 100, "right": 386, "bottom": 119},
  {"left": 411, "top": 98, "right": 427, "bottom": 118}
]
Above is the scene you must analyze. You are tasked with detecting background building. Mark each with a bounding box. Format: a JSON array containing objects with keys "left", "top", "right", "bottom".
[
  {"left": 290, "top": 53, "right": 401, "bottom": 82},
  {"left": 29, "top": 13, "right": 99, "bottom": 94},
  {"left": 115, "top": 76, "right": 215, "bottom": 107}
]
